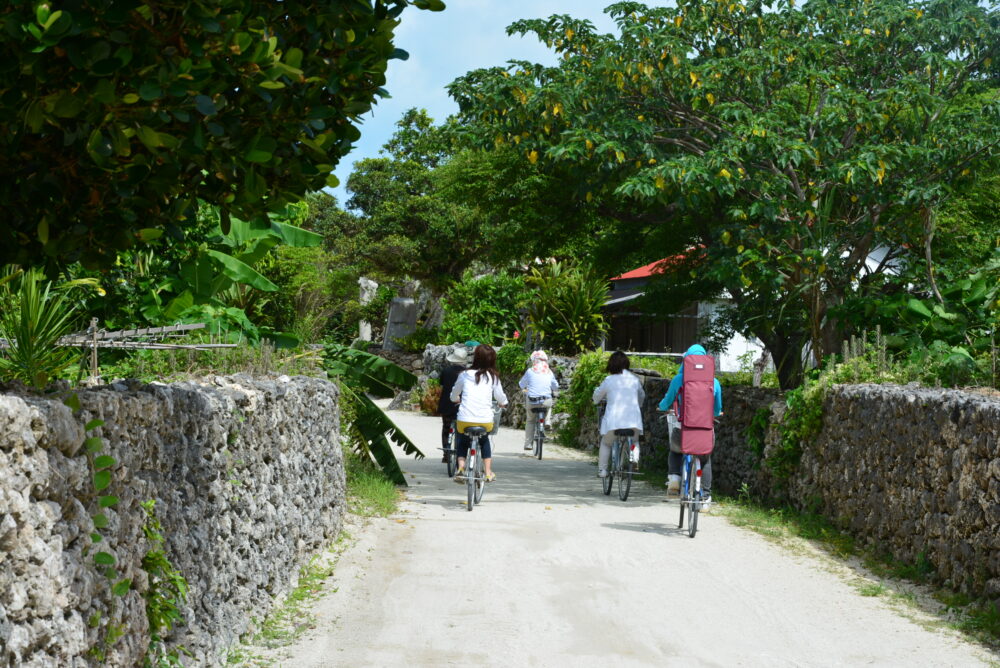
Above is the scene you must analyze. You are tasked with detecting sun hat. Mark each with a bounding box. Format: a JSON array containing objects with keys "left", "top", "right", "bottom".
[{"left": 446, "top": 347, "right": 471, "bottom": 365}]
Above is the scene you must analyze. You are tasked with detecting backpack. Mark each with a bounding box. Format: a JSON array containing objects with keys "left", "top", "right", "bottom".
[{"left": 678, "top": 354, "right": 716, "bottom": 456}]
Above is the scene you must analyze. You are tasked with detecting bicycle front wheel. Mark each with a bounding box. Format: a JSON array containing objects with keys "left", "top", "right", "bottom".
[
  {"left": 617, "top": 439, "right": 633, "bottom": 502},
  {"left": 466, "top": 453, "right": 476, "bottom": 511},
  {"left": 474, "top": 447, "right": 486, "bottom": 504}
]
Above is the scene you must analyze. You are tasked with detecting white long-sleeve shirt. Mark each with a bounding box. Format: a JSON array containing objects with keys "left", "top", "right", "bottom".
[
  {"left": 592, "top": 371, "right": 645, "bottom": 435},
  {"left": 518, "top": 368, "right": 558, "bottom": 398},
  {"left": 451, "top": 370, "right": 508, "bottom": 424}
]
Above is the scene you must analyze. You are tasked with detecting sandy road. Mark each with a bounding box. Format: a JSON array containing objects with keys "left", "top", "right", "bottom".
[{"left": 263, "top": 407, "right": 997, "bottom": 668}]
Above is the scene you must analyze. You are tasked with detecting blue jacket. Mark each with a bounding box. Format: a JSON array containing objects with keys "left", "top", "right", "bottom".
[{"left": 657, "top": 345, "right": 723, "bottom": 416}]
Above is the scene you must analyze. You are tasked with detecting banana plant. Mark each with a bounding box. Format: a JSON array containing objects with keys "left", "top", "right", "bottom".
[{"left": 322, "top": 343, "right": 424, "bottom": 485}]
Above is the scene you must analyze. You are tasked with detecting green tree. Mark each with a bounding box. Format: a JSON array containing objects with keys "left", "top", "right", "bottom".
[
  {"left": 0, "top": 0, "right": 444, "bottom": 270},
  {"left": 448, "top": 0, "right": 1000, "bottom": 387},
  {"left": 340, "top": 109, "right": 486, "bottom": 293}
]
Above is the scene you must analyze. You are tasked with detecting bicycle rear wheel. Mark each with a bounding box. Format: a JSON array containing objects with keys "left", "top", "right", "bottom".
[
  {"left": 689, "top": 496, "right": 699, "bottom": 538},
  {"left": 602, "top": 442, "right": 614, "bottom": 495},
  {"left": 474, "top": 444, "right": 486, "bottom": 504},
  {"left": 617, "top": 438, "right": 633, "bottom": 502},
  {"left": 677, "top": 464, "right": 687, "bottom": 529},
  {"left": 446, "top": 425, "right": 456, "bottom": 477},
  {"left": 534, "top": 429, "right": 543, "bottom": 460},
  {"left": 466, "top": 452, "right": 476, "bottom": 511}
]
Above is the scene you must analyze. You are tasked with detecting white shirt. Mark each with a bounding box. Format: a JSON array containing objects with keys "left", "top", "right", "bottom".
[
  {"left": 518, "top": 368, "right": 558, "bottom": 398},
  {"left": 592, "top": 371, "right": 645, "bottom": 435},
  {"left": 451, "top": 370, "right": 508, "bottom": 424}
]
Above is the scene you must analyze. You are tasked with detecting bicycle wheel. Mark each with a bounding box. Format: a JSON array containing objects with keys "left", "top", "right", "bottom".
[
  {"left": 602, "top": 441, "right": 614, "bottom": 495},
  {"left": 474, "top": 448, "right": 486, "bottom": 504},
  {"left": 677, "top": 461, "right": 687, "bottom": 529},
  {"left": 446, "top": 426, "right": 456, "bottom": 478},
  {"left": 466, "top": 452, "right": 476, "bottom": 511},
  {"left": 688, "top": 459, "right": 700, "bottom": 537},
  {"left": 534, "top": 427, "right": 544, "bottom": 460},
  {"left": 688, "top": 494, "right": 699, "bottom": 538},
  {"left": 617, "top": 438, "right": 633, "bottom": 502}
]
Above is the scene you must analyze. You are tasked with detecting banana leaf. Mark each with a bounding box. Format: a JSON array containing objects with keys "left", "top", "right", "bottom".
[
  {"left": 323, "top": 343, "right": 416, "bottom": 397},
  {"left": 323, "top": 343, "right": 423, "bottom": 485}
]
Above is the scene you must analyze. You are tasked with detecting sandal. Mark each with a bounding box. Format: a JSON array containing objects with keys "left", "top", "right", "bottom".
[{"left": 485, "top": 472, "right": 496, "bottom": 483}]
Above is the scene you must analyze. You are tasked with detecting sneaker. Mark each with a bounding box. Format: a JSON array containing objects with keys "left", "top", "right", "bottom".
[
  {"left": 454, "top": 468, "right": 466, "bottom": 483},
  {"left": 700, "top": 495, "right": 712, "bottom": 510},
  {"left": 485, "top": 472, "right": 496, "bottom": 483},
  {"left": 441, "top": 454, "right": 450, "bottom": 463},
  {"left": 523, "top": 443, "right": 533, "bottom": 450},
  {"left": 597, "top": 469, "right": 608, "bottom": 478},
  {"left": 666, "top": 475, "right": 680, "bottom": 497}
]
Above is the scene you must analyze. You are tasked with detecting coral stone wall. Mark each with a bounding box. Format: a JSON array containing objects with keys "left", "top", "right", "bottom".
[{"left": 0, "top": 375, "right": 344, "bottom": 667}]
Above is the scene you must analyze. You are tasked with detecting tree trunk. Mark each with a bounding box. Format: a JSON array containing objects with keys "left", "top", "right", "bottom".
[{"left": 759, "top": 331, "right": 807, "bottom": 390}]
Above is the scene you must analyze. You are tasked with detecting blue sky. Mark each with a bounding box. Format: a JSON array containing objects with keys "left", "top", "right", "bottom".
[{"left": 329, "top": 1, "right": 622, "bottom": 207}]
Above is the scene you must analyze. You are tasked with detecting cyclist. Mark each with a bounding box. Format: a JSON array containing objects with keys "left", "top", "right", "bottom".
[
  {"left": 591, "top": 351, "right": 645, "bottom": 479},
  {"left": 657, "top": 344, "right": 723, "bottom": 504},
  {"left": 437, "top": 346, "right": 470, "bottom": 462},
  {"left": 518, "top": 349, "right": 559, "bottom": 451},
  {"left": 451, "top": 344, "right": 508, "bottom": 483}
]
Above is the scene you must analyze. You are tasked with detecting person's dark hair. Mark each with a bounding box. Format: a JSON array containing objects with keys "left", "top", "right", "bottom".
[
  {"left": 606, "top": 351, "right": 630, "bottom": 374},
  {"left": 472, "top": 344, "right": 500, "bottom": 384}
]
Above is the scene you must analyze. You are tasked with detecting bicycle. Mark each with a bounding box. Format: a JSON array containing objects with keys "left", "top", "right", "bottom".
[
  {"left": 527, "top": 396, "right": 549, "bottom": 460},
  {"left": 440, "top": 420, "right": 457, "bottom": 477},
  {"left": 677, "top": 453, "right": 706, "bottom": 538},
  {"left": 602, "top": 429, "right": 638, "bottom": 501},
  {"left": 461, "top": 426, "right": 488, "bottom": 511}
]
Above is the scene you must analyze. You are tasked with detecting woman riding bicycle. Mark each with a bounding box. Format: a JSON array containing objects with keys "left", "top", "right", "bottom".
[
  {"left": 518, "top": 349, "right": 559, "bottom": 451},
  {"left": 591, "top": 351, "right": 645, "bottom": 479},
  {"left": 450, "top": 344, "right": 508, "bottom": 483}
]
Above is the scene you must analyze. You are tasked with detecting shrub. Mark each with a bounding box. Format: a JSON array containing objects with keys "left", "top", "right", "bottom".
[
  {"left": 393, "top": 327, "right": 440, "bottom": 353},
  {"left": 523, "top": 261, "right": 609, "bottom": 354},
  {"left": 555, "top": 350, "right": 610, "bottom": 447},
  {"left": 440, "top": 271, "right": 526, "bottom": 345},
  {"left": 496, "top": 343, "right": 528, "bottom": 377}
]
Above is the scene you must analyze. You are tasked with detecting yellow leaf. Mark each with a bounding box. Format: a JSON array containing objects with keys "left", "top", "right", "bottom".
[
  {"left": 648, "top": 158, "right": 657, "bottom": 165},
  {"left": 527, "top": 150, "right": 538, "bottom": 164},
  {"left": 737, "top": 244, "right": 745, "bottom": 253},
  {"left": 737, "top": 167, "right": 746, "bottom": 175},
  {"left": 845, "top": 39, "right": 851, "bottom": 46},
  {"left": 672, "top": 55, "right": 680, "bottom": 67},
  {"left": 585, "top": 139, "right": 594, "bottom": 151},
  {"left": 615, "top": 150, "right": 625, "bottom": 163},
  {"left": 719, "top": 168, "right": 732, "bottom": 179},
  {"left": 863, "top": 28, "right": 872, "bottom": 35},
  {"left": 637, "top": 114, "right": 645, "bottom": 121},
  {"left": 786, "top": 54, "right": 795, "bottom": 63},
  {"left": 706, "top": 92, "right": 715, "bottom": 105},
  {"left": 586, "top": 191, "right": 593, "bottom": 202},
  {"left": 961, "top": 168, "right": 970, "bottom": 176},
  {"left": 689, "top": 71, "right": 700, "bottom": 86},
  {"left": 915, "top": 9, "right": 923, "bottom": 18},
  {"left": 851, "top": 195, "right": 858, "bottom": 202},
  {"left": 655, "top": 175, "right": 666, "bottom": 189},
  {"left": 885, "top": 28, "right": 890, "bottom": 37},
  {"left": 674, "top": 15, "right": 683, "bottom": 28},
  {"left": 565, "top": 27, "right": 575, "bottom": 40}
]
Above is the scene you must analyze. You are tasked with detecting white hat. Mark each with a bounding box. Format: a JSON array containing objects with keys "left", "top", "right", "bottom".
[{"left": 446, "top": 347, "right": 470, "bottom": 365}]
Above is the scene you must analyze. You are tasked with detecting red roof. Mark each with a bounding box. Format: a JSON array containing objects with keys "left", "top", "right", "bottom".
[{"left": 610, "top": 247, "right": 704, "bottom": 281}]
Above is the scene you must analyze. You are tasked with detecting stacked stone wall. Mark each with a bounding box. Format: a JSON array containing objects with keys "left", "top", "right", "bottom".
[{"left": 0, "top": 375, "right": 344, "bottom": 667}]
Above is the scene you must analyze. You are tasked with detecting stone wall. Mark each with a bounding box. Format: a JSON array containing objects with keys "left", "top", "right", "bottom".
[
  {"left": 789, "top": 385, "right": 1000, "bottom": 601},
  {"left": 0, "top": 375, "right": 345, "bottom": 667}
]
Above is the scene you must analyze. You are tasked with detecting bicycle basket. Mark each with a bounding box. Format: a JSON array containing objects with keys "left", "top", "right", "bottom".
[{"left": 489, "top": 406, "right": 503, "bottom": 435}]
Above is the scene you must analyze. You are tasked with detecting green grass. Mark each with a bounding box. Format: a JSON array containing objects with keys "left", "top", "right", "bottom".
[
  {"left": 343, "top": 446, "right": 402, "bottom": 517},
  {"left": 715, "top": 493, "right": 1000, "bottom": 649}
]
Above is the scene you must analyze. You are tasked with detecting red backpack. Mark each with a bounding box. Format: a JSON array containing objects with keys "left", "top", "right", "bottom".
[{"left": 678, "top": 354, "right": 715, "bottom": 455}]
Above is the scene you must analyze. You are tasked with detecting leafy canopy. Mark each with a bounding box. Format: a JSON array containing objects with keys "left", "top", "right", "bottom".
[
  {"left": 448, "top": 0, "right": 1000, "bottom": 387},
  {"left": 0, "top": 0, "right": 443, "bottom": 269}
]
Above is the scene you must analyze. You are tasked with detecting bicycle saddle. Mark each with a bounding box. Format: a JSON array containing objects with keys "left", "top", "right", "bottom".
[
  {"left": 464, "top": 426, "right": 488, "bottom": 437},
  {"left": 614, "top": 429, "right": 635, "bottom": 436},
  {"left": 530, "top": 406, "right": 548, "bottom": 413}
]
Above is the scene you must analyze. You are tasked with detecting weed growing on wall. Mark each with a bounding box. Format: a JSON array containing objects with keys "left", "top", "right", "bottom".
[{"left": 140, "top": 500, "right": 189, "bottom": 668}]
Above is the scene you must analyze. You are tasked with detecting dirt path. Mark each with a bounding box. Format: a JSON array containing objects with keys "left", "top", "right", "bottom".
[{"left": 260, "top": 408, "right": 997, "bottom": 667}]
